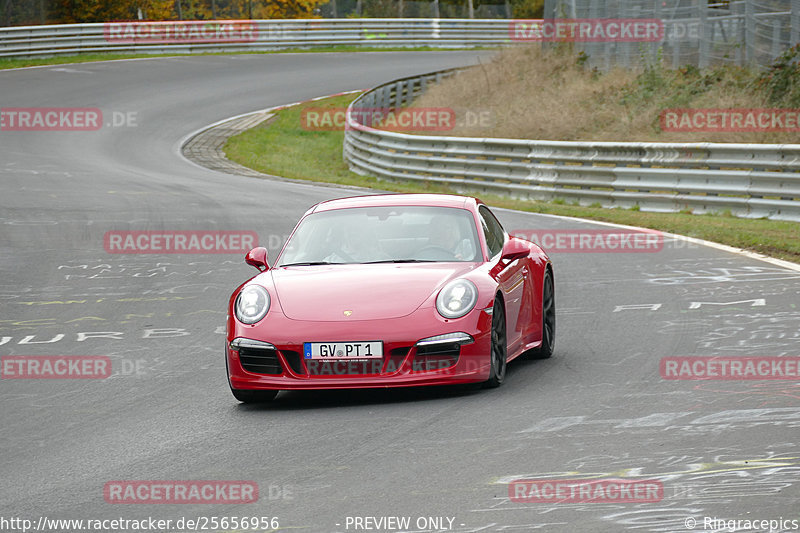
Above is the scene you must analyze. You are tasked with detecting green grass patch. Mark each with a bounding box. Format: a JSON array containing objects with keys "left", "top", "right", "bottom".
[
  {"left": 0, "top": 46, "right": 483, "bottom": 71},
  {"left": 224, "top": 93, "right": 800, "bottom": 265}
]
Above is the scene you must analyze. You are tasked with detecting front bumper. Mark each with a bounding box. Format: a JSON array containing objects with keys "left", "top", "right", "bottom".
[{"left": 226, "top": 306, "right": 492, "bottom": 390}]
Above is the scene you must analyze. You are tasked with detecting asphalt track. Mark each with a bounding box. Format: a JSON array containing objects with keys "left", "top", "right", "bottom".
[{"left": 1, "top": 51, "right": 800, "bottom": 533}]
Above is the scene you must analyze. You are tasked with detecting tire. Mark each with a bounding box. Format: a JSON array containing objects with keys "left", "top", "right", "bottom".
[
  {"left": 230, "top": 388, "right": 278, "bottom": 403},
  {"left": 483, "top": 298, "right": 507, "bottom": 388},
  {"left": 531, "top": 269, "right": 555, "bottom": 359}
]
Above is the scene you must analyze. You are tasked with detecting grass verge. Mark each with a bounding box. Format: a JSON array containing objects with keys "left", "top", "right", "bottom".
[
  {"left": 224, "top": 93, "right": 800, "bottom": 265},
  {"left": 0, "top": 46, "right": 480, "bottom": 71},
  {"left": 414, "top": 44, "right": 800, "bottom": 144}
]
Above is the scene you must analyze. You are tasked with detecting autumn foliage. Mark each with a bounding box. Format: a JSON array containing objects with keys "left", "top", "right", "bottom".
[{"left": 1, "top": 0, "right": 327, "bottom": 26}]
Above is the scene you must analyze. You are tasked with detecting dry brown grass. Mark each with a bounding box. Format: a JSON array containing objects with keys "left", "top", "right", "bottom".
[
  {"left": 224, "top": 92, "right": 800, "bottom": 264},
  {"left": 413, "top": 45, "right": 794, "bottom": 143}
]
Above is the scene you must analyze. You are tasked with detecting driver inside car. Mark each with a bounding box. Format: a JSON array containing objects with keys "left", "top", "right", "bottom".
[{"left": 426, "top": 215, "right": 475, "bottom": 261}]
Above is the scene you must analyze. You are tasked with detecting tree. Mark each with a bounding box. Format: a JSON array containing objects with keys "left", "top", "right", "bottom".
[
  {"left": 49, "top": 0, "right": 175, "bottom": 22},
  {"left": 250, "top": 0, "right": 325, "bottom": 18},
  {"left": 510, "top": 0, "right": 543, "bottom": 18},
  {"left": 2, "top": 0, "right": 326, "bottom": 24}
]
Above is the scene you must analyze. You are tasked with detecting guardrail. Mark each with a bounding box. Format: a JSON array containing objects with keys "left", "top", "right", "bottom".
[
  {"left": 0, "top": 19, "right": 514, "bottom": 58},
  {"left": 343, "top": 71, "right": 800, "bottom": 222},
  {"left": 3, "top": 12, "right": 796, "bottom": 69}
]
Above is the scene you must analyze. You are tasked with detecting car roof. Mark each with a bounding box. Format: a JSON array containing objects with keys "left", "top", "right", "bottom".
[{"left": 309, "top": 193, "right": 481, "bottom": 213}]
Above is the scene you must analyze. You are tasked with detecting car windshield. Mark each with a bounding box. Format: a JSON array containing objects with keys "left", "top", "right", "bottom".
[{"left": 278, "top": 206, "right": 481, "bottom": 266}]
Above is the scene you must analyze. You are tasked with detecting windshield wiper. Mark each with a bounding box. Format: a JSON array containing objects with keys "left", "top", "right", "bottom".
[
  {"left": 279, "top": 261, "right": 341, "bottom": 267},
  {"left": 363, "top": 259, "right": 436, "bottom": 264}
]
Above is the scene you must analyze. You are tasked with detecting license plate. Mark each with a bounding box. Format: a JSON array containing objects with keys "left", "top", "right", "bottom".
[{"left": 303, "top": 341, "right": 383, "bottom": 360}]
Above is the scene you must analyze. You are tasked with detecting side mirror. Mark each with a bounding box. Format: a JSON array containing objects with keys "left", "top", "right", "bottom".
[
  {"left": 500, "top": 238, "right": 529, "bottom": 263},
  {"left": 245, "top": 247, "right": 269, "bottom": 272}
]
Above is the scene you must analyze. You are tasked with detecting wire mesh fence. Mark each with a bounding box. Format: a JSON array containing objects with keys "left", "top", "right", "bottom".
[{"left": 544, "top": 0, "right": 800, "bottom": 69}]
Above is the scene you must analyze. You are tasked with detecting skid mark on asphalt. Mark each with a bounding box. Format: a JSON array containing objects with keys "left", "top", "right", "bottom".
[{"left": 481, "top": 450, "right": 800, "bottom": 532}]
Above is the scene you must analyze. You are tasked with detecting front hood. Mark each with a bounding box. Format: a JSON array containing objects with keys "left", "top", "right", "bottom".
[{"left": 271, "top": 263, "right": 476, "bottom": 321}]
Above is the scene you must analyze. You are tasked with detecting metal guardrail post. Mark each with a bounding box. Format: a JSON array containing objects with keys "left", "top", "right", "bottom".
[
  {"left": 698, "top": 0, "right": 709, "bottom": 69},
  {"left": 771, "top": 17, "right": 783, "bottom": 60},
  {"left": 543, "top": 0, "right": 556, "bottom": 52},
  {"left": 620, "top": 3, "right": 635, "bottom": 69},
  {"left": 650, "top": 0, "right": 662, "bottom": 67},
  {"left": 586, "top": 1, "right": 600, "bottom": 69},
  {"left": 671, "top": 23, "right": 681, "bottom": 69},
  {"left": 735, "top": 1, "right": 744, "bottom": 66},
  {"left": 793, "top": 0, "right": 800, "bottom": 45},
  {"left": 745, "top": 0, "right": 756, "bottom": 64},
  {"left": 604, "top": 0, "right": 615, "bottom": 72},
  {"left": 393, "top": 81, "right": 403, "bottom": 108}
]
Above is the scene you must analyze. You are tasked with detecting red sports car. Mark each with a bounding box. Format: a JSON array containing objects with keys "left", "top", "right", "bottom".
[{"left": 226, "top": 194, "right": 554, "bottom": 403}]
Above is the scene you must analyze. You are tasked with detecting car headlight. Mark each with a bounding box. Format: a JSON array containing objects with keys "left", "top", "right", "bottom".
[
  {"left": 235, "top": 285, "right": 270, "bottom": 324},
  {"left": 436, "top": 279, "right": 478, "bottom": 319}
]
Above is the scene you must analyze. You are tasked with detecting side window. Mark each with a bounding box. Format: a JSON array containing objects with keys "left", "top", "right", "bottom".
[{"left": 479, "top": 206, "right": 505, "bottom": 258}]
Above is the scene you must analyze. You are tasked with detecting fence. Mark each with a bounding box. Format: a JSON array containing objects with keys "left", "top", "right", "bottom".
[
  {"left": 343, "top": 70, "right": 800, "bottom": 221},
  {"left": 543, "top": 0, "right": 800, "bottom": 69}
]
